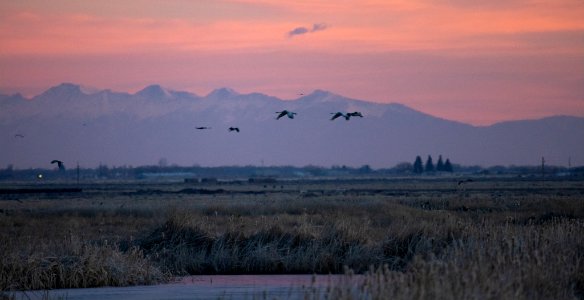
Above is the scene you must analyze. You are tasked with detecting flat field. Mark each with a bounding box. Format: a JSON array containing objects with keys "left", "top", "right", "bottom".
[{"left": 1, "top": 177, "right": 583, "bottom": 299}]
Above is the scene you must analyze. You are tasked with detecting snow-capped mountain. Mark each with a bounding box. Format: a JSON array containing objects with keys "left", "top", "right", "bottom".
[{"left": 1, "top": 83, "right": 583, "bottom": 169}]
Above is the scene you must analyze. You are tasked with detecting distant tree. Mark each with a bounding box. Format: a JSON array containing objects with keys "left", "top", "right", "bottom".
[
  {"left": 413, "top": 156, "right": 424, "bottom": 174},
  {"left": 358, "top": 164, "right": 372, "bottom": 174},
  {"left": 0, "top": 164, "right": 14, "bottom": 180},
  {"left": 425, "top": 155, "right": 435, "bottom": 172},
  {"left": 98, "top": 164, "right": 110, "bottom": 178},
  {"left": 394, "top": 162, "right": 413, "bottom": 174},
  {"left": 444, "top": 158, "right": 453, "bottom": 172},
  {"left": 436, "top": 155, "right": 444, "bottom": 171},
  {"left": 304, "top": 165, "right": 325, "bottom": 176}
]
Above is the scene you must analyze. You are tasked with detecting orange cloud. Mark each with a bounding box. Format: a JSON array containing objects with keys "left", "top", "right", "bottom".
[{"left": 1, "top": 0, "right": 583, "bottom": 56}]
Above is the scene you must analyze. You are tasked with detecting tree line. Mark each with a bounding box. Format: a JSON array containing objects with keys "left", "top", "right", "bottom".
[
  {"left": 413, "top": 155, "right": 453, "bottom": 174},
  {"left": 1, "top": 159, "right": 582, "bottom": 181}
]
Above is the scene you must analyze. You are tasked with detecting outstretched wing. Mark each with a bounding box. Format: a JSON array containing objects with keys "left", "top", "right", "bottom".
[
  {"left": 51, "top": 160, "right": 65, "bottom": 170},
  {"left": 330, "top": 112, "right": 343, "bottom": 120}
]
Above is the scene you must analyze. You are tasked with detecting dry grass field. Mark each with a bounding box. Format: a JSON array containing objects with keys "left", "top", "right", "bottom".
[{"left": 1, "top": 177, "right": 583, "bottom": 299}]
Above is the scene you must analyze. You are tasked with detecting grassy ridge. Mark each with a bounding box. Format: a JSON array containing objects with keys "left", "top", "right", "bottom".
[{"left": 0, "top": 179, "right": 583, "bottom": 299}]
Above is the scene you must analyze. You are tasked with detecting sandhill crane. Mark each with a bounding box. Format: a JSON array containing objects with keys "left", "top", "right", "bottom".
[
  {"left": 228, "top": 127, "right": 240, "bottom": 132},
  {"left": 51, "top": 160, "right": 65, "bottom": 171},
  {"left": 196, "top": 126, "right": 212, "bottom": 130},
  {"left": 276, "top": 110, "right": 297, "bottom": 120},
  {"left": 330, "top": 112, "right": 350, "bottom": 121},
  {"left": 347, "top": 112, "right": 363, "bottom": 118}
]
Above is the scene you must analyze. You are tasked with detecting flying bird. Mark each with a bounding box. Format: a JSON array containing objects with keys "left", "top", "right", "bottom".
[
  {"left": 330, "top": 112, "right": 350, "bottom": 121},
  {"left": 196, "top": 126, "right": 212, "bottom": 130},
  {"left": 51, "top": 160, "right": 65, "bottom": 171},
  {"left": 347, "top": 112, "right": 364, "bottom": 118},
  {"left": 14, "top": 134, "right": 24, "bottom": 138},
  {"left": 228, "top": 127, "right": 240, "bottom": 132},
  {"left": 276, "top": 110, "right": 297, "bottom": 120}
]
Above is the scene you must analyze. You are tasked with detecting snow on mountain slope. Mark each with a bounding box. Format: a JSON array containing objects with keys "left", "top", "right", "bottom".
[{"left": 1, "top": 83, "right": 582, "bottom": 168}]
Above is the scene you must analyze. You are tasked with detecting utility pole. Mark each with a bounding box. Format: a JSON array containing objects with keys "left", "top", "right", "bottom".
[
  {"left": 541, "top": 157, "right": 545, "bottom": 181},
  {"left": 77, "top": 162, "right": 80, "bottom": 186}
]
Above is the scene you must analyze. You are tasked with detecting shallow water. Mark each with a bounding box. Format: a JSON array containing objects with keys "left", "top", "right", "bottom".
[{"left": 9, "top": 275, "right": 344, "bottom": 300}]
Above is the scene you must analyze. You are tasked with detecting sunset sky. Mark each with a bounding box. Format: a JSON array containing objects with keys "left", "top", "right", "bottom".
[{"left": 1, "top": 0, "right": 583, "bottom": 125}]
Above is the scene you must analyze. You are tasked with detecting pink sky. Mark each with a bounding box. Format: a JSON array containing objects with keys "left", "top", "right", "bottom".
[{"left": 1, "top": 0, "right": 583, "bottom": 125}]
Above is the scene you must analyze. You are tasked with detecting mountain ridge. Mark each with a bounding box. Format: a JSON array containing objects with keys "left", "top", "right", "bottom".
[
  {"left": 3, "top": 83, "right": 579, "bottom": 127},
  {"left": 1, "top": 83, "right": 583, "bottom": 168}
]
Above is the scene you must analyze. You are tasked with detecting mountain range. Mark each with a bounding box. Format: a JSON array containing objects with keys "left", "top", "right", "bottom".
[{"left": 1, "top": 83, "right": 583, "bottom": 169}]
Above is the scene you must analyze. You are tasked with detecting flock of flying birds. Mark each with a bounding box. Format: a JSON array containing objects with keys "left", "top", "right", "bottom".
[
  {"left": 12, "top": 109, "right": 364, "bottom": 171},
  {"left": 195, "top": 110, "right": 364, "bottom": 133}
]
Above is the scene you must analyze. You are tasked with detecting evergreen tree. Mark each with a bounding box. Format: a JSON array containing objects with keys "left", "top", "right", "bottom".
[
  {"left": 358, "top": 164, "right": 372, "bottom": 174},
  {"left": 425, "top": 155, "right": 435, "bottom": 172},
  {"left": 413, "top": 156, "right": 424, "bottom": 174},
  {"left": 436, "top": 155, "right": 444, "bottom": 171},
  {"left": 444, "top": 158, "right": 453, "bottom": 172}
]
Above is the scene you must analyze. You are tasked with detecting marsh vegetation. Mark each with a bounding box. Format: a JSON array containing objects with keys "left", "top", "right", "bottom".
[{"left": 1, "top": 178, "right": 583, "bottom": 299}]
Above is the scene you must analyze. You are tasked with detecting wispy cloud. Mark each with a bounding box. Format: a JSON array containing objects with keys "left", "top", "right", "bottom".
[
  {"left": 288, "top": 26, "right": 309, "bottom": 37},
  {"left": 311, "top": 23, "right": 328, "bottom": 32},
  {"left": 288, "top": 23, "right": 328, "bottom": 37}
]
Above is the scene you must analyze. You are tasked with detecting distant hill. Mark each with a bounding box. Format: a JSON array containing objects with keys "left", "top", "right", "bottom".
[{"left": 1, "top": 83, "right": 583, "bottom": 169}]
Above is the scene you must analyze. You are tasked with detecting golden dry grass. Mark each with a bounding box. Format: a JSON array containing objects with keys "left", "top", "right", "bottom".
[{"left": 0, "top": 177, "right": 583, "bottom": 299}]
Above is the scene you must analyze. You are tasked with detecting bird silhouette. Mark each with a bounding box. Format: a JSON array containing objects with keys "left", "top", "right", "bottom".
[
  {"left": 14, "top": 134, "right": 24, "bottom": 138},
  {"left": 330, "top": 112, "right": 350, "bottom": 121},
  {"left": 196, "top": 126, "right": 212, "bottom": 130},
  {"left": 347, "top": 112, "right": 364, "bottom": 118},
  {"left": 51, "top": 160, "right": 65, "bottom": 171},
  {"left": 276, "top": 110, "right": 297, "bottom": 120},
  {"left": 228, "top": 127, "right": 240, "bottom": 132}
]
